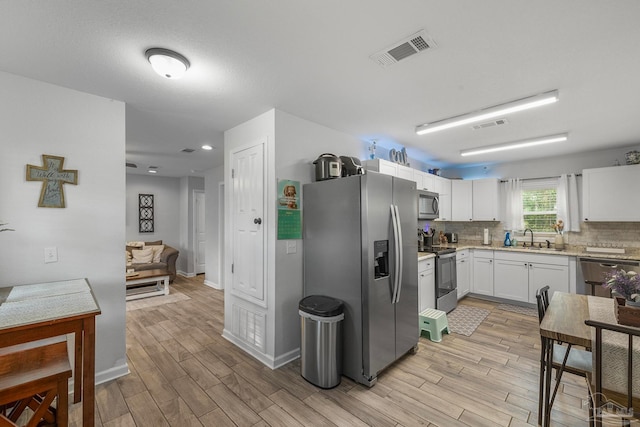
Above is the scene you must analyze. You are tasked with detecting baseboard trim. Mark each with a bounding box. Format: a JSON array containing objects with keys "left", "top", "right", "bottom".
[
  {"left": 222, "top": 329, "right": 276, "bottom": 369},
  {"left": 96, "top": 363, "right": 130, "bottom": 385},
  {"left": 203, "top": 279, "right": 222, "bottom": 290},
  {"left": 68, "top": 362, "right": 129, "bottom": 394},
  {"left": 273, "top": 348, "right": 299, "bottom": 369},
  {"left": 222, "top": 329, "right": 298, "bottom": 370},
  {"left": 177, "top": 270, "right": 196, "bottom": 278}
]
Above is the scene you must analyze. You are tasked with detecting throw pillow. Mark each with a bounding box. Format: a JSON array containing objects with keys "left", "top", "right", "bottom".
[
  {"left": 131, "top": 248, "right": 154, "bottom": 264},
  {"left": 126, "top": 250, "right": 132, "bottom": 262},
  {"left": 145, "top": 240, "right": 163, "bottom": 246},
  {"left": 146, "top": 245, "right": 165, "bottom": 263}
]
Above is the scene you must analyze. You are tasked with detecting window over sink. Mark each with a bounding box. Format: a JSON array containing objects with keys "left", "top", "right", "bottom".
[{"left": 522, "top": 178, "right": 557, "bottom": 233}]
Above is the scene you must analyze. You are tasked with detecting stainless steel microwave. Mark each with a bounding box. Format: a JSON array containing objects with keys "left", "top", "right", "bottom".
[{"left": 418, "top": 190, "right": 439, "bottom": 220}]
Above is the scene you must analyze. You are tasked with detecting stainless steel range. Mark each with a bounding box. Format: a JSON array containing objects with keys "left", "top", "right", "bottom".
[{"left": 425, "top": 247, "right": 457, "bottom": 313}]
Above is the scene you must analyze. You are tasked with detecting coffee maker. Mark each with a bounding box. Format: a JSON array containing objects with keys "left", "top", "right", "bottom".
[{"left": 418, "top": 228, "right": 434, "bottom": 252}]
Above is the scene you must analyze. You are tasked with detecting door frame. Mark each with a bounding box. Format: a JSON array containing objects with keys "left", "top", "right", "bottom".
[{"left": 193, "top": 189, "right": 206, "bottom": 275}]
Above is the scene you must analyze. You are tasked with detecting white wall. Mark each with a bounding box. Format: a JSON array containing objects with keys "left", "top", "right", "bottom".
[
  {"left": 125, "top": 174, "right": 180, "bottom": 247},
  {"left": 273, "top": 110, "right": 369, "bottom": 357},
  {"left": 0, "top": 71, "right": 127, "bottom": 382},
  {"left": 443, "top": 143, "right": 640, "bottom": 180},
  {"left": 204, "top": 165, "right": 224, "bottom": 288}
]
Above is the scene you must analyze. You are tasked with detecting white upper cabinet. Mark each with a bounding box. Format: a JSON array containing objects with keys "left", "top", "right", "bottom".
[
  {"left": 415, "top": 170, "right": 435, "bottom": 191},
  {"left": 451, "top": 180, "right": 473, "bottom": 221},
  {"left": 363, "top": 159, "right": 398, "bottom": 176},
  {"left": 583, "top": 164, "right": 640, "bottom": 221},
  {"left": 363, "top": 159, "right": 414, "bottom": 183},
  {"left": 433, "top": 176, "right": 451, "bottom": 221},
  {"left": 472, "top": 178, "right": 500, "bottom": 221},
  {"left": 396, "top": 164, "right": 414, "bottom": 181}
]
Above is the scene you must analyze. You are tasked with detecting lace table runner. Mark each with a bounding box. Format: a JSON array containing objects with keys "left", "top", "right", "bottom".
[
  {"left": 6, "top": 278, "right": 88, "bottom": 302},
  {"left": 0, "top": 279, "right": 98, "bottom": 329},
  {"left": 588, "top": 296, "right": 640, "bottom": 396}
]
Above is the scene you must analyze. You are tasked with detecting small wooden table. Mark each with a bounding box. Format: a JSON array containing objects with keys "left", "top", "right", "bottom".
[
  {"left": 0, "top": 278, "right": 101, "bottom": 427},
  {"left": 539, "top": 292, "right": 616, "bottom": 426},
  {"left": 125, "top": 269, "right": 170, "bottom": 301}
]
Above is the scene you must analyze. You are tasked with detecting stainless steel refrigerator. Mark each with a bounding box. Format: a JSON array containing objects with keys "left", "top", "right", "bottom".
[{"left": 303, "top": 172, "right": 418, "bottom": 387}]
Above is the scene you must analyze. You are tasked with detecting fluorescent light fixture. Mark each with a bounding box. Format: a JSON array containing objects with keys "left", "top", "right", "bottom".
[
  {"left": 201, "top": 144, "right": 213, "bottom": 150},
  {"left": 460, "top": 133, "right": 568, "bottom": 157},
  {"left": 416, "top": 90, "right": 559, "bottom": 135},
  {"left": 145, "top": 48, "right": 190, "bottom": 79}
]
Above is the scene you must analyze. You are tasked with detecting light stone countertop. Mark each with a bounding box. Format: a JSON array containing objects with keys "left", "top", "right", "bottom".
[{"left": 418, "top": 241, "right": 640, "bottom": 261}]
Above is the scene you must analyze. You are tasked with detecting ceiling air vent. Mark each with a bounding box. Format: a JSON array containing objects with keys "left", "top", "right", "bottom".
[
  {"left": 370, "top": 30, "right": 437, "bottom": 67},
  {"left": 472, "top": 118, "right": 509, "bottom": 130},
  {"left": 181, "top": 148, "right": 196, "bottom": 153},
  {"left": 126, "top": 162, "right": 137, "bottom": 168}
]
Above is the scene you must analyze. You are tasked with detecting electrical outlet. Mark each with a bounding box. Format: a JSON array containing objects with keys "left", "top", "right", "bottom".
[
  {"left": 44, "top": 247, "right": 58, "bottom": 263},
  {"left": 286, "top": 241, "right": 297, "bottom": 254}
]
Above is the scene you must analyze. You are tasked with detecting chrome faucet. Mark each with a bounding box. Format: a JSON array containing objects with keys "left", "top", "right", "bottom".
[{"left": 524, "top": 228, "right": 534, "bottom": 247}]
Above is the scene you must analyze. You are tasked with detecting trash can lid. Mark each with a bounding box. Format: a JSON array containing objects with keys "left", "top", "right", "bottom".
[{"left": 299, "top": 295, "right": 344, "bottom": 317}]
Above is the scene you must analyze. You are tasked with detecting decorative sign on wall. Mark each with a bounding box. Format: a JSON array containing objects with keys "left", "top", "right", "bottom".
[
  {"left": 277, "top": 179, "right": 301, "bottom": 240},
  {"left": 388, "top": 147, "right": 409, "bottom": 166},
  {"left": 26, "top": 154, "right": 78, "bottom": 208},
  {"left": 138, "top": 194, "right": 154, "bottom": 233}
]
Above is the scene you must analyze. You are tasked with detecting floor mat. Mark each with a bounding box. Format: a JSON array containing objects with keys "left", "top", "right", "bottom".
[
  {"left": 447, "top": 305, "right": 490, "bottom": 336},
  {"left": 496, "top": 303, "right": 538, "bottom": 317},
  {"left": 126, "top": 290, "right": 191, "bottom": 311}
]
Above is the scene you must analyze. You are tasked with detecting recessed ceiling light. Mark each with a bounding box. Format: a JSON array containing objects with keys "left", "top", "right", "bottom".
[
  {"left": 416, "top": 90, "right": 559, "bottom": 135},
  {"left": 148, "top": 170, "right": 158, "bottom": 174},
  {"left": 460, "top": 133, "right": 568, "bottom": 157},
  {"left": 202, "top": 145, "right": 213, "bottom": 150},
  {"left": 145, "top": 48, "right": 190, "bottom": 79}
]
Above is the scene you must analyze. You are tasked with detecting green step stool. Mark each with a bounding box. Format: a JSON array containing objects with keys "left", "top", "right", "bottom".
[{"left": 419, "top": 308, "right": 449, "bottom": 342}]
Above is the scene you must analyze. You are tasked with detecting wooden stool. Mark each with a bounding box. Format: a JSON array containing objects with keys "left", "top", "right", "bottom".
[
  {"left": 0, "top": 338, "right": 71, "bottom": 427},
  {"left": 419, "top": 308, "right": 449, "bottom": 342}
]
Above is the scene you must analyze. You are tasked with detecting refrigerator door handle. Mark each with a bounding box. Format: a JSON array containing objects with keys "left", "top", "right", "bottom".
[
  {"left": 394, "top": 204, "right": 403, "bottom": 303},
  {"left": 390, "top": 204, "right": 400, "bottom": 304}
]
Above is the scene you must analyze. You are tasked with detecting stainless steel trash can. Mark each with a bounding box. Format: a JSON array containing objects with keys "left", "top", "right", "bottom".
[{"left": 299, "top": 295, "right": 344, "bottom": 389}]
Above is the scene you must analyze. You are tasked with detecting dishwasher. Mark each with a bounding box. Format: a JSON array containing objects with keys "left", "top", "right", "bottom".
[{"left": 579, "top": 257, "right": 640, "bottom": 297}]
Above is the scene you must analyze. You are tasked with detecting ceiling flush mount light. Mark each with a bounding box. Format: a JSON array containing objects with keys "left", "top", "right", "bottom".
[
  {"left": 460, "top": 133, "right": 568, "bottom": 157},
  {"left": 416, "top": 90, "right": 559, "bottom": 135},
  {"left": 145, "top": 48, "right": 190, "bottom": 79},
  {"left": 201, "top": 144, "right": 213, "bottom": 150}
]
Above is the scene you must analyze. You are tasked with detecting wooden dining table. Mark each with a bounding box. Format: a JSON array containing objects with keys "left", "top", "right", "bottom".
[
  {"left": 0, "top": 278, "right": 101, "bottom": 427},
  {"left": 538, "top": 292, "right": 619, "bottom": 427}
]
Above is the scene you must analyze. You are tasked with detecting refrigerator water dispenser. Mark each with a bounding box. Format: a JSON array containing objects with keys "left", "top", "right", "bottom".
[{"left": 374, "top": 240, "right": 389, "bottom": 279}]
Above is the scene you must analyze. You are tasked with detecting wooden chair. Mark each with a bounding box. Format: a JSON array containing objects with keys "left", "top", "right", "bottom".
[
  {"left": 585, "top": 319, "right": 640, "bottom": 427},
  {"left": 0, "top": 338, "right": 72, "bottom": 427},
  {"left": 536, "top": 286, "right": 592, "bottom": 426}
]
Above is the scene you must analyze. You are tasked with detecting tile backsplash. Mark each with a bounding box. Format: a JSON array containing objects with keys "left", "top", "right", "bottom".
[{"left": 421, "top": 220, "right": 640, "bottom": 250}]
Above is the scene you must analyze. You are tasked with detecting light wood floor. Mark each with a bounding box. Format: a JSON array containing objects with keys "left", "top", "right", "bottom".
[{"left": 68, "top": 275, "right": 590, "bottom": 426}]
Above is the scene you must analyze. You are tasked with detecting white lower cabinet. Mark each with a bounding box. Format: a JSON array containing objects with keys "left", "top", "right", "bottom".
[
  {"left": 493, "top": 259, "right": 529, "bottom": 302},
  {"left": 493, "top": 251, "right": 569, "bottom": 303},
  {"left": 418, "top": 258, "right": 435, "bottom": 312},
  {"left": 456, "top": 250, "right": 470, "bottom": 299},
  {"left": 471, "top": 250, "right": 494, "bottom": 296}
]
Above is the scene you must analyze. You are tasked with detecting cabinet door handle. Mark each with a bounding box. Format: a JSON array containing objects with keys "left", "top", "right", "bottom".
[
  {"left": 420, "top": 274, "right": 425, "bottom": 277},
  {"left": 254, "top": 218, "right": 262, "bottom": 225}
]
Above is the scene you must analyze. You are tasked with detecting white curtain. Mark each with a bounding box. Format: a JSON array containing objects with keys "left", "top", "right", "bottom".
[
  {"left": 502, "top": 178, "right": 524, "bottom": 231},
  {"left": 556, "top": 173, "right": 580, "bottom": 232}
]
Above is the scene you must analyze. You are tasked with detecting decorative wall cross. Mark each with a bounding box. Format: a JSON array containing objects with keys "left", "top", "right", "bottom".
[{"left": 26, "top": 154, "right": 78, "bottom": 208}]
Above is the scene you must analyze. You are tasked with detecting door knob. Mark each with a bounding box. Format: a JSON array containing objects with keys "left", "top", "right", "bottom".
[{"left": 254, "top": 218, "right": 262, "bottom": 225}]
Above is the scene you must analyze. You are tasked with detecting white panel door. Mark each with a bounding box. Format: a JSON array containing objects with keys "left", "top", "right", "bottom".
[
  {"left": 231, "top": 143, "right": 265, "bottom": 304},
  {"left": 195, "top": 190, "right": 206, "bottom": 274}
]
